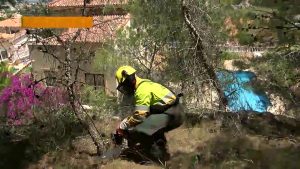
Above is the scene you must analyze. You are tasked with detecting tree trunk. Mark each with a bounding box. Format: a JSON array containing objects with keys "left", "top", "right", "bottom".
[
  {"left": 182, "top": 2, "right": 227, "bottom": 110},
  {"left": 64, "top": 45, "right": 104, "bottom": 155}
]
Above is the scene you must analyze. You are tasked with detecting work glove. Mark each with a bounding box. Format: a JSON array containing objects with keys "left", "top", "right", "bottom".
[
  {"left": 116, "top": 118, "right": 129, "bottom": 137},
  {"left": 112, "top": 118, "right": 129, "bottom": 145},
  {"left": 118, "top": 118, "right": 129, "bottom": 130}
]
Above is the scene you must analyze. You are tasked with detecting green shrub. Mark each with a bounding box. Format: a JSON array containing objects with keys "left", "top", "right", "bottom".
[
  {"left": 80, "top": 85, "right": 118, "bottom": 117},
  {"left": 220, "top": 52, "right": 240, "bottom": 61},
  {"left": 252, "top": 52, "right": 298, "bottom": 88},
  {"left": 233, "top": 60, "right": 250, "bottom": 69},
  {"left": 237, "top": 31, "right": 255, "bottom": 45},
  {"left": 250, "top": 46, "right": 300, "bottom": 100},
  {"left": 0, "top": 62, "right": 11, "bottom": 91}
]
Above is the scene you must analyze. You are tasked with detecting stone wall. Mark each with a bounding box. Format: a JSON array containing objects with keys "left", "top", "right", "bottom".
[{"left": 29, "top": 44, "right": 117, "bottom": 96}]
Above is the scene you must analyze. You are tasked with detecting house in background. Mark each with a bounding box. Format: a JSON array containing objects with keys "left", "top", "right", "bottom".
[
  {"left": 0, "top": 14, "right": 32, "bottom": 74},
  {"left": 0, "top": 34, "right": 11, "bottom": 62},
  {"left": 0, "top": 14, "right": 30, "bottom": 63},
  {"left": 0, "top": 14, "right": 21, "bottom": 62},
  {"left": 8, "top": 30, "right": 30, "bottom": 63},
  {"left": 48, "top": 0, "right": 127, "bottom": 16},
  {"left": 0, "top": 14, "right": 21, "bottom": 34},
  {"left": 29, "top": 0, "right": 130, "bottom": 96}
]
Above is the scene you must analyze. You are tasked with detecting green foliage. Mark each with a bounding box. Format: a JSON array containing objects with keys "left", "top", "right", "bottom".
[
  {"left": 80, "top": 85, "right": 118, "bottom": 116},
  {"left": 19, "top": 1, "right": 50, "bottom": 16},
  {"left": 92, "top": 45, "right": 128, "bottom": 73},
  {"left": 116, "top": 0, "right": 189, "bottom": 78},
  {"left": 220, "top": 0, "right": 242, "bottom": 5},
  {"left": 250, "top": 46, "right": 300, "bottom": 99},
  {"left": 233, "top": 60, "right": 250, "bottom": 69},
  {"left": 218, "top": 0, "right": 300, "bottom": 45},
  {"left": 103, "top": 4, "right": 128, "bottom": 15},
  {"left": 0, "top": 106, "right": 83, "bottom": 169},
  {"left": 29, "top": 107, "right": 80, "bottom": 153},
  {"left": 220, "top": 52, "right": 240, "bottom": 61},
  {"left": 127, "top": 0, "right": 192, "bottom": 54},
  {"left": 102, "top": 4, "right": 116, "bottom": 14},
  {"left": 229, "top": 1, "right": 299, "bottom": 45},
  {"left": 196, "top": 135, "right": 300, "bottom": 169},
  {"left": 236, "top": 31, "right": 255, "bottom": 45},
  {"left": 0, "top": 62, "right": 11, "bottom": 91},
  {"left": 254, "top": 55, "right": 297, "bottom": 87},
  {"left": 128, "top": 0, "right": 184, "bottom": 42},
  {"left": 109, "top": 1, "right": 227, "bottom": 85},
  {"left": 0, "top": 0, "right": 16, "bottom": 6}
]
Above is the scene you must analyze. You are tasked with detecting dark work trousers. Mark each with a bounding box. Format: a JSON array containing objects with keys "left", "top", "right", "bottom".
[
  {"left": 133, "top": 103, "right": 185, "bottom": 136},
  {"left": 163, "top": 103, "right": 185, "bottom": 132}
]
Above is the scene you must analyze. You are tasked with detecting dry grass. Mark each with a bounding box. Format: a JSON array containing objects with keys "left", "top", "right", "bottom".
[
  {"left": 102, "top": 160, "right": 162, "bottom": 169},
  {"left": 24, "top": 114, "right": 300, "bottom": 169},
  {"left": 167, "top": 121, "right": 219, "bottom": 154}
]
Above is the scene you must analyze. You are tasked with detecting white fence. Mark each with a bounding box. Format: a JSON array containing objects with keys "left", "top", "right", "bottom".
[{"left": 219, "top": 45, "right": 275, "bottom": 53}]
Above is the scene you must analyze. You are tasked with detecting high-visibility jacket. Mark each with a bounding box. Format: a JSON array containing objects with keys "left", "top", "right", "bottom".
[{"left": 123, "top": 78, "right": 177, "bottom": 128}]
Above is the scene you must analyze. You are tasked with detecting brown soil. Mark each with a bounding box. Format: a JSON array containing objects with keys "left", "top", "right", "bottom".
[{"left": 6, "top": 112, "right": 300, "bottom": 169}]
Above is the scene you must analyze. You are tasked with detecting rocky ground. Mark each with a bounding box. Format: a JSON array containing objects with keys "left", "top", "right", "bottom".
[{"left": 17, "top": 112, "right": 300, "bottom": 169}]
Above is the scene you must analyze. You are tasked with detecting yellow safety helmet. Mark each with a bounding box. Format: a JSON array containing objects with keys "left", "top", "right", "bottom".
[{"left": 115, "top": 65, "right": 136, "bottom": 84}]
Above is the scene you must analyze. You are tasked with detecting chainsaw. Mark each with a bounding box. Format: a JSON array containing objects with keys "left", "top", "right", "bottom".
[{"left": 102, "top": 131, "right": 169, "bottom": 164}]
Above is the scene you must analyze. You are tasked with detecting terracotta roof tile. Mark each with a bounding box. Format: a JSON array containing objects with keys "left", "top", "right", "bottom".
[
  {"left": 0, "top": 33, "right": 14, "bottom": 40},
  {"left": 61, "top": 15, "right": 130, "bottom": 42},
  {"left": 38, "top": 14, "right": 130, "bottom": 45},
  {"left": 0, "top": 16, "right": 21, "bottom": 28},
  {"left": 48, "top": 0, "right": 127, "bottom": 8}
]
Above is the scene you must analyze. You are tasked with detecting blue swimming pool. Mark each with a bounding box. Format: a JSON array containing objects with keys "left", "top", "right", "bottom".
[{"left": 217, "top": 71, "right": 270, "bottom": 113}]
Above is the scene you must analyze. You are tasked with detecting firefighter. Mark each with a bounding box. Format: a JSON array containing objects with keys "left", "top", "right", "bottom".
[{"left": 114, "top": 65, "right": 184, "bottom": 160}]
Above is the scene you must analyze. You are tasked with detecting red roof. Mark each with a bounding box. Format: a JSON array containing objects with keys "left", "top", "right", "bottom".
[
  {"left": 48, "top": 0, "right": 127, "bottom": 8},
  {"left": 0, "top": 16, "right": 21, "bottom": 28},
  {"left": 0, "top": 33, "right": 14, "bottom": 40},
  {"left": 38, "top": 14, "right": 130, "bottom": 45},
  {"left": 61, "top": 15, "right": 130, "bottom": 42}
]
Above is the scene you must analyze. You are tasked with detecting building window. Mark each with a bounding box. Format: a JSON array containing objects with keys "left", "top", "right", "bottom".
[
  {"left": 44, "top": 70, "right": 57, "bottom": 86},
  {"left": 85, "top": 73, "right": 105, "bottom": 89},
  {"left": 0, "top": 50, "right": 8, "bottom": 60}
]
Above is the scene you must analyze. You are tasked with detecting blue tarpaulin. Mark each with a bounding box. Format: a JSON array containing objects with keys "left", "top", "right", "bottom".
[{"left": 217, "top": 71, "right": 270, "bottom": 113}]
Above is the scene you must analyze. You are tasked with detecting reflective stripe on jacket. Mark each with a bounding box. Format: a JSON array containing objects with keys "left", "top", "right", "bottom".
[{"left": 125, "top": 78, "right": 177, "bottom": 128}]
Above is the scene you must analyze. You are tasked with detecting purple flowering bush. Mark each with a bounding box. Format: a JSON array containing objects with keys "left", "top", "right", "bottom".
[
  {"left": 0, "top": 74, "right": 68, "bottom": 125},
  {"left": 37, "top": 87, "right": 69, "bottom": 113}
]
